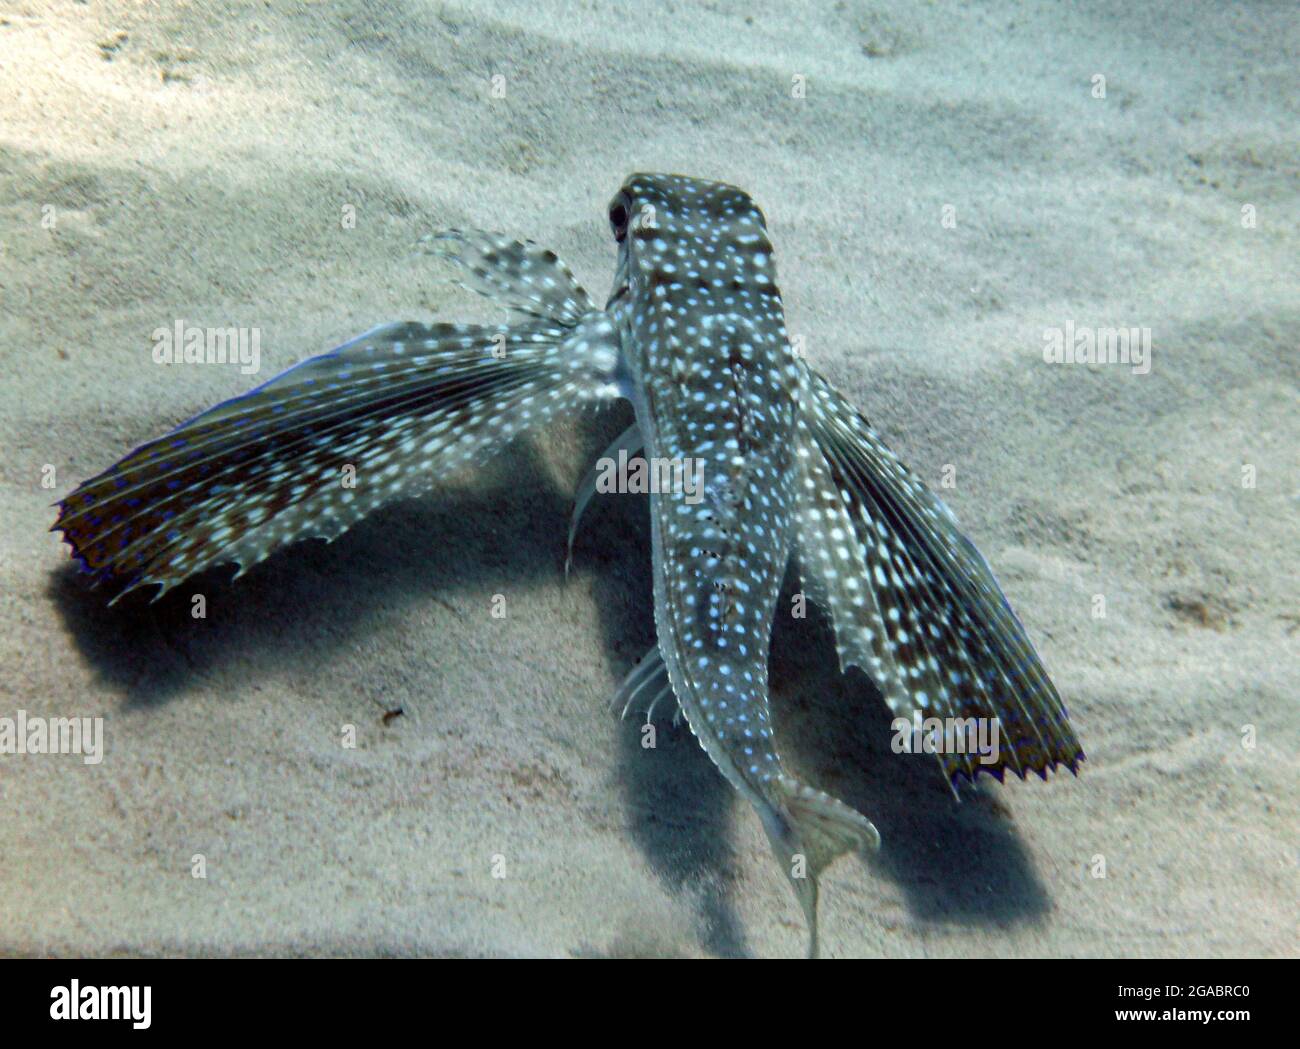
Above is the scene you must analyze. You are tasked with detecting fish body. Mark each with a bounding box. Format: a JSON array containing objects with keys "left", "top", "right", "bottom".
[
  {"left": 605, "top": 176, "right": 879, "bottom": 951},
  {"left": 54, "top": 173, "right": 1083, "bottom": 956}
]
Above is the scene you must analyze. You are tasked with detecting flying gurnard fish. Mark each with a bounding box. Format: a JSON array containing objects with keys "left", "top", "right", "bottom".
[{"left": 54, "top": 173, "right": 1084, "bottom": 956}]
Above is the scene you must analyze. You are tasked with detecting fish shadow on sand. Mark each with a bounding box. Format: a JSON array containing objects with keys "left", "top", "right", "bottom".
[
  {"left": 570, "top": 409, "right": 753, "bottom": 959},
  {"left": 48, "top": 423, "right": 746, "bottom": 955},
  {"left": 50, "top": 417, "right": 1050, "bottom": 955},
  {"left": 566, "top": 411, "right": 1052, "bottom": 955}
]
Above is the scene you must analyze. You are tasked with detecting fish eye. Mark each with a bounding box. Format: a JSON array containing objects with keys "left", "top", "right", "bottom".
[{"left": 609, "top": 201, "right": 629, "bottom": 242}]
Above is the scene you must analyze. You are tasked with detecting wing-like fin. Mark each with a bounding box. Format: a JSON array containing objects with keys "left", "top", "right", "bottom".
[
  {"left": 566, "top": 422, "right": 642, "bottom": 577},
  {"left": 794, "top": 367, "right": 1084, "bottom": 785},
  {"left": 55, "top": 306, "right": 621, "bottom": 601}
]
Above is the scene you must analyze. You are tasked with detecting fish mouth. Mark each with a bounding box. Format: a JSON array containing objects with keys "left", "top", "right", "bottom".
[
  {"left": 606, "top": 249, "right": 631, "bottom": 309},
  {"left": 605, "top": 282, "right": 630, "bottom": 310}
]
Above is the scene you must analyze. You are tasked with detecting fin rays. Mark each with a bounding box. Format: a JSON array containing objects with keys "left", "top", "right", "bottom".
[
  {"left": 428, "top": 229, "right": 595, "bottom": 326},
  {"left": 796, "top": 367, "right": 1083, "bottom": 784},
  {"left": 58, "top": 324, "right": 532, "bottom": 521},
  {"left": 55, "top": 270, "right": 622, "bottom": 598},
  {"left": 609, "top": 646, "right": 681, "bottom": 724},
  {"left": 65, "top": 352, "right": 548, "bottom": 568}
]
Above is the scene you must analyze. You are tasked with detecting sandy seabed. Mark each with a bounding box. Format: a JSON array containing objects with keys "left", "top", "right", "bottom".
[{"left": 0, "top": 0, "right": 1295, "bottom": 957}]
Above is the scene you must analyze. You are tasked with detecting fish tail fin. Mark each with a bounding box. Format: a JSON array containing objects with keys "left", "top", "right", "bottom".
[
  {"left": 763, "top": 776, "right": 879, "bottom": 959},
  {"left": 55, "top": 301, "right": 621, "bottom": 602}
]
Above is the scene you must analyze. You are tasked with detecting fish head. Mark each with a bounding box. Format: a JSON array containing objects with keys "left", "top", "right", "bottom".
[{"left": 604, "top": 173, "right": 780, "bottom": 327}]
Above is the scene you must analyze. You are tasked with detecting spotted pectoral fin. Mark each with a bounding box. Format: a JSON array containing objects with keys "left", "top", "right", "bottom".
[
  {"left": 426, "top": 229, "right": 595, "bottom": 326},
  {"left": 609, "top": 645, "right": 682, "bottom": 725},
  {"left": 566, "top": 422, "right": 642, "bottom": 577},
  {"left": 794, "top": 367, "right": 1084, "bottom": 785},
  {"left": 55, "top": 315, "right": 622, "bottom": 602}
]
